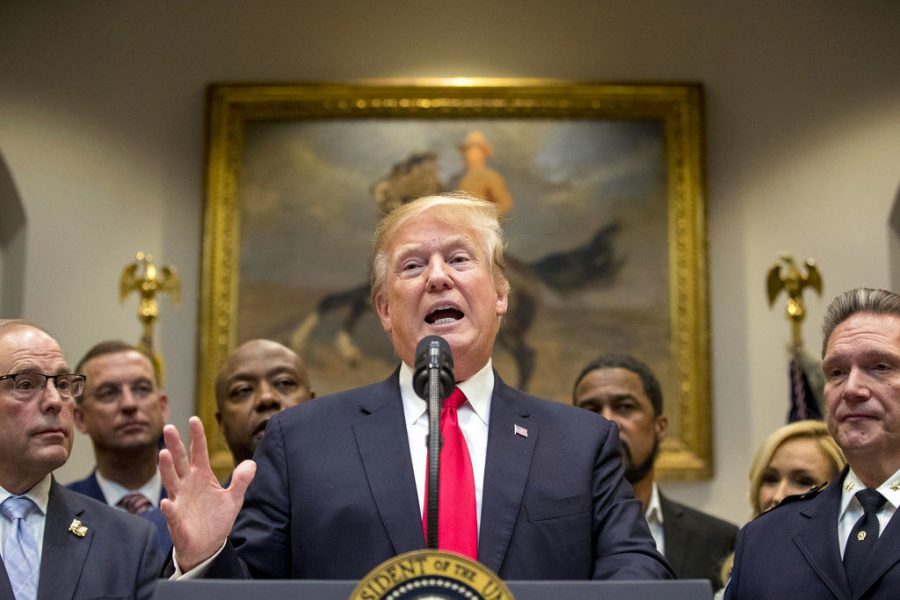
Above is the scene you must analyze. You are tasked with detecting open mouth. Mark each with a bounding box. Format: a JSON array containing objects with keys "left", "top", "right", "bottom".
[
  {"left": 253, "top": 419, "right": 270, "bottom": 437},
  {"left": 425, "top": 306, "right": 464, "bottom": 325}
]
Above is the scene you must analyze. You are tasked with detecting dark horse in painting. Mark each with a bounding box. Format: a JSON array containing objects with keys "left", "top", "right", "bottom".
[{"left": 290, "top": 152, "right": 623, "bottom": 390}]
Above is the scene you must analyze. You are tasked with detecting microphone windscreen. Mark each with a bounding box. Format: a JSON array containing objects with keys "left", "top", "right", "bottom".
[{"left": 413, "top": 336, "right": 454, "bottom": 400}]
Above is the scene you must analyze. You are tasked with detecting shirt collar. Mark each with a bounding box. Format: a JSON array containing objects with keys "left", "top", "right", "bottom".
[
  {"left": 400, "top": 359, "right": 494, "bottom": 427},
  {"left": 839, "top": 466, "right": 900, "bottom": 519},
  {"left": 0, "top": 473, "right": 52, "bottom": 516},
  {"left": 94, "top": 469, "right": 161, "bottom": 508},
  {"left": 645, "top": 481, "right": 664, "bottom": 525}
]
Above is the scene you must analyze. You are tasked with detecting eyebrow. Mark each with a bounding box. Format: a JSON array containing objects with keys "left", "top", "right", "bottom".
[{"left": 392, "top": 235, "right": 477, "bottom": 262}]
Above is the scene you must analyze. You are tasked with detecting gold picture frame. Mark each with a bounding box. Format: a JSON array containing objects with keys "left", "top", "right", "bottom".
[{"left": 199, "top": 80, "right": 710, "bottom": 480}]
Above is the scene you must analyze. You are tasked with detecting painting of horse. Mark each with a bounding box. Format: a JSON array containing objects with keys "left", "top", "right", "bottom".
[{"left": 234, "top": 119, "right": 670, "bottom": 406}]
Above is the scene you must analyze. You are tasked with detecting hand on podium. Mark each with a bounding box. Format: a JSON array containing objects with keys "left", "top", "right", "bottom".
[{"left": 160, "top": 416, "right": 256, "bottom": 572}]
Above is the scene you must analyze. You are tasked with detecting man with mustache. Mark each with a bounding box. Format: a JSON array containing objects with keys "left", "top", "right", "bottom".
[
  {"left": 0, "top": 320, "right": 161, "bottom": 599},
  {"left": 727, "top": 288, "right": 900, "bottom": 599},
  {"left": 574, "top": 353, "right": 737, "bottom": 590},
  {"left": 67, "top": 340, "right": 171, "bottom": 552},
  {"left": 215, "top": 339, "right": 314, "bottom": 467}
]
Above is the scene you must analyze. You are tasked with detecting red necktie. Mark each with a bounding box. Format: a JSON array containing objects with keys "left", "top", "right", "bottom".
[{"left": 423, "top": 387, "right": 478, "bottom": 560}]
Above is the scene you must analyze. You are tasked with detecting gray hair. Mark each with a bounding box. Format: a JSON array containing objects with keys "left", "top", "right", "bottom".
[
  {"left": 369, "top": 192, "right": 510, "bottom": 304},
  {"left": 821, "top": 287, "right": 900, "bottom": 356}
]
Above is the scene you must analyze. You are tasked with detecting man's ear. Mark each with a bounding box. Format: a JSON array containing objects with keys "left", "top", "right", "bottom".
[
  {"left": 374, "top": 293, "right": 392, "bottom": 333},
  {"left": 159, "top": 393, "right": 170, "bottom": 422},
  {"left": 655, "top": 414, "right": 669, "bottom": 443},
  {"left": 73, "top": 404, "right": 88, "bottom": 434}
]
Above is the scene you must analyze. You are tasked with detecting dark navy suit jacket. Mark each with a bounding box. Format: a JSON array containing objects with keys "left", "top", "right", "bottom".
[
  {"left": 67, "top": 470, "right": 172, "bottom": 553},
  {"left": 659, "top": 492, "right": 737, "bottom": 589},
  {"left": 0, "top": 480, "right": 162, "bottom": 600},
  {"left": 206, "top": 371, "right": 672, "bottom": 580},
  {"left": 726, "top": 469, "right": 900, "bottom": 600}
]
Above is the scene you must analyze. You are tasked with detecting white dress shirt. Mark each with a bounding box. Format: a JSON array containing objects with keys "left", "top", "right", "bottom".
[
  {"left": 837, "top": 467, "right": 900, "bottom": 559},
  {"left": 95, "top": 469, "right": 162, "bottom": 509},
  {"left": 645, "top": 482, "right": 665, "bottom": 556},
  {"left": 400, "top": 359, "right": 493, "bottom": 536},
  {"left": 0, "top": 474, "right": 52, "bottom": 559}
]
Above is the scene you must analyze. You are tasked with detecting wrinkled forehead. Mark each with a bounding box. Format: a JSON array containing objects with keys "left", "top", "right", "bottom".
[
  {"left": 388, "top": 210, "right": 488, "bottom": 258},
  {"left": 825, "top": 312, "right": 900, "bottom": 357},
  {"left": 0, "top": 325, "right": 67, "bottom": 370}
]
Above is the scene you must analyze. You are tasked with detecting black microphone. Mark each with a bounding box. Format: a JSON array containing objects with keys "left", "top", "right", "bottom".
[
  {"left": 414, "top": 335, "right": 455, "bottom": 550},
  {"left": 413, "top": 336, "right": 455, "bottom": 401}
]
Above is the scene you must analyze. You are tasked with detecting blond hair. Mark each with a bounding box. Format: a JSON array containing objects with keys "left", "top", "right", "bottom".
[
  {"left": 748, "top": 420, "right": 844, "bottom": 516},
  {"left": 369, "top": 192, "right": 509, "bottom": 303}
]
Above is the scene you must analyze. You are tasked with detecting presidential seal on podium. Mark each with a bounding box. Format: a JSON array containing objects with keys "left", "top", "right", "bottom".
[{"left": 349, "top": 550, "right": 514, "bottom": 600}]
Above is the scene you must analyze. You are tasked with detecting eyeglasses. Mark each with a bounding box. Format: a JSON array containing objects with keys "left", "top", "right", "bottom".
[{"left": 0, "top": 372, "right": 86, "bottom": 400}]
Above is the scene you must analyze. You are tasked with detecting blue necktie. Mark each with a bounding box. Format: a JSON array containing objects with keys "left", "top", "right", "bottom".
[{"left": 1, "top": 496, "right": 40, "bottom": 600}]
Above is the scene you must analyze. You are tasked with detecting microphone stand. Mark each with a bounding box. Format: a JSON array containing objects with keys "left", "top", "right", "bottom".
[{"left": 425, "top": 342, "right": 442, "bottom": 550}]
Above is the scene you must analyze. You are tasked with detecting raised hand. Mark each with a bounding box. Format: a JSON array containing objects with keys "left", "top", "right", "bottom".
[{"left": 159, "top": 416, "right": 256, "bottom": 572}]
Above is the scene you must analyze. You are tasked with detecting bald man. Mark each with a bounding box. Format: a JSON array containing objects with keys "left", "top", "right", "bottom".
[{"left": 215, "top": 340, "right": 314, "bottom": 465}]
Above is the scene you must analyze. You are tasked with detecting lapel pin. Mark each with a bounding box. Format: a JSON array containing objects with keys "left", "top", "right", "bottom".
[
  {"left": 858, "top": 531, "right": 867, "bottom": 542},
  {"left": 891, "top": 481, "right": 900, "bottom": 492},
  {"left": 68, "top": 518, "right": 88, "bottom": 538},
  {"left": 844, "top": 481, "right": 855, "bottom": 492},
  {"left": 514, "top": 424, "right": 528, "bottom": 438}
]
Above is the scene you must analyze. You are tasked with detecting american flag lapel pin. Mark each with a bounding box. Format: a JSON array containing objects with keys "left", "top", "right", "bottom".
[{"left": 514, "top": 424, "right": 528, "bottom": 438}]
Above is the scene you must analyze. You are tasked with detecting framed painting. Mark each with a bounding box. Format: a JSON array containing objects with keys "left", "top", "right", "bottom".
[{"left": 199, "top": 80, "right": 710, "bottom": 479}]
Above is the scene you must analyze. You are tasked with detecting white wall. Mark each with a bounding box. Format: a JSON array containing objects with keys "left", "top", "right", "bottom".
[{"left": 1, "top": 0, "right": 898, "bottom": 524}]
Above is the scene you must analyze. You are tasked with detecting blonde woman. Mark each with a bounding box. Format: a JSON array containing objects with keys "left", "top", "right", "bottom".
[{"left": 719, "top": 420, "right": 844, "bottom": 594}]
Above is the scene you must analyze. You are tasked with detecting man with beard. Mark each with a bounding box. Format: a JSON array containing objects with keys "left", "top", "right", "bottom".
[
  {"left": 574, "top": 353, "right": 737, "bottom": 590},
  {"left": 215, "top": 339, "right": 314, "bottom": 467},
  {"left": 67, "top": 340, "right": 171, "bottom": 552}
]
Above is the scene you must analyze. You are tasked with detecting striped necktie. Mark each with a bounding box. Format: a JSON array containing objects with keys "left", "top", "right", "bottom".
[
  {"left": 116, "top": 492, "right": 152, "bottom": 515},
  {"left": 1, "top": 495, "right": 40, "bottom": 600}
]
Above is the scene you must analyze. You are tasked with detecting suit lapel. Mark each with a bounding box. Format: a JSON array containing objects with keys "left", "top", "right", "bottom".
[
  {"left": 0, "top": 561, "right": 14, "bottom": 600},
  {"left": 659, "top": 494, "right": 688, "bottom": 574},
  {"left": 38, "top": 481, "right": 93, "bottom": 600},
  {"left": 478, "top": 376, "right": 536, "bottom": 573},
  {"left": 353, "top": 374, "right": 424, "bottom": 556},
  {"left": 792, "top": 481, "right": 850, "bottom": 599}
]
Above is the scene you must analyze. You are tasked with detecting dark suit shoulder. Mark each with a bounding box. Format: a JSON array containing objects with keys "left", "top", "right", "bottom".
[
  {"left": 660, "top": 494, "right": 739, "bottom": 537},
  {"left": 65, "top": 472, "right": 103, "bottom": 498},
  {"left": 275, "top": 374, "right": 399, "bottom": 425},
  {"left": 750, "top": 484, "right": 827, "bottom": 523},
  {"left": 494, "top": 376, "right": 613, "bottom": 430}
]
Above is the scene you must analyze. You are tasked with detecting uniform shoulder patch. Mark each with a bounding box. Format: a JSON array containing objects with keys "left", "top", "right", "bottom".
[{"left": 754, "top": 483, "right": 826, "bottom": 519}]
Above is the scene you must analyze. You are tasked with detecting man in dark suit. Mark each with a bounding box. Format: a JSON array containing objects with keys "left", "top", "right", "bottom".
[
  {"left": 66, "top": 340, "right": 171, "bottom": 553},
  {"left": 573, "top": 354, "right": 737, "bottom": 589},
  {"left": 0, "top": 320, "right": 162, "bottom": 600},
  {"left": 726, "top": 288, "right": 900, "bottom": 599},
  {"left": 160, "top": 194, "right": 672, "bottom": 580}
]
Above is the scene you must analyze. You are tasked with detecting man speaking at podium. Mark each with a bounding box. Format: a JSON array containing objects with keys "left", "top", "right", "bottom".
[{"left": 160, "top": 193, "right": 672, "bottom": 581}]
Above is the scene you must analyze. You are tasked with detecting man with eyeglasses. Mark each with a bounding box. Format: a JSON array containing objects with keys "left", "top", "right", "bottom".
[
  {"left": 0, "top": 319, "right": 162, "bottom": 599},
  {"left": 66, "top": 340, "right": 171, "bottom": 553}
]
